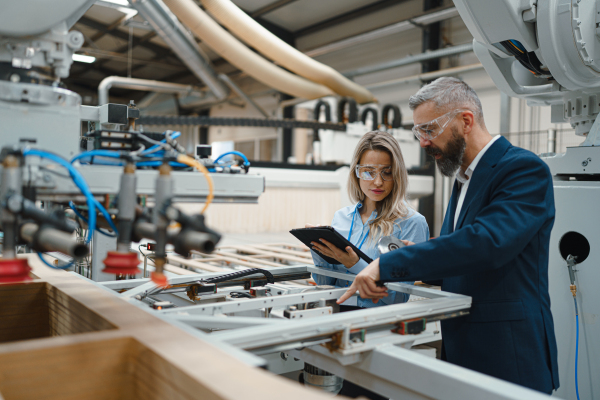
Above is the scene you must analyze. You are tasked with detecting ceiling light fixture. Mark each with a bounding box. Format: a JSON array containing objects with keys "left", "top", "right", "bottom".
[{"left": 73, "top": 54, "right": 96, "bottom": 63}]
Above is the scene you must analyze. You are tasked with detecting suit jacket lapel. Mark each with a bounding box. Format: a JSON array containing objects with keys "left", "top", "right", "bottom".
[{"left": 455, "top": 136, "right": 511, "bottom": 229}]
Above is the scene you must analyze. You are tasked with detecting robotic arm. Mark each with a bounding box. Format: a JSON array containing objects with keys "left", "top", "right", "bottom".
[{"left": 454, "top": 0, "right": 600, "bottom": 140}]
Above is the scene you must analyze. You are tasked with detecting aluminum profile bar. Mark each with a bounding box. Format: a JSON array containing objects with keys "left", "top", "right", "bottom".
[
  {"left": 211, "top": 296, "right": 470, "bottom": 349},
  {"left": 290, "top": 344, "right": 554, "bottom": 400}
]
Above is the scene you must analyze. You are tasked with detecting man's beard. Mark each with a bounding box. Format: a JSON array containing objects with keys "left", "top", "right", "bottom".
[{"left": 425, "top": 127, "right": 466, "bottom": 177}]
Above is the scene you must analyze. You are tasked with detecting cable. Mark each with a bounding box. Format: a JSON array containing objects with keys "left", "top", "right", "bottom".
[
  {"left": 69, "top": 201, "right": 117, "bottom": 238},
  {"left": 138, "top": 244, "right": 148, "bottom": 258},
  {"left": 230, "top": 291, "right": 252, "bottom": 298},
  {"left": 70, "top": 149, "right": 124, "bottom": 164},
  {"left": 176, "top": 154, "right": 214, "bottom": 214},
  {"left": 508, "top": 40, "right": 524, "bottom": 54},
  {"left": 23, "top": 149, "right": 96, "bottom": 243},
  {"left": 574, "top": 297, "right": 581, "bottom": 400},
  {"left": 202, "top": 268, "right": 274, "bottom": 285},
  {"left": 141, "top": 131, "right": 181, "bottom": 156},
  {"left": 136, "top": 160, "right": 189, "bottom": 168},
  {"left": 214, "top": 151, "right": 250, "bottom": 167}
]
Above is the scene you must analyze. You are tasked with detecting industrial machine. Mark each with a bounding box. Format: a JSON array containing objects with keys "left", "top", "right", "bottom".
[
  {"left": 0, "top": 1, "right": 566, "bottom": 400},
  {"left": 453, "top": 1, "right": 600, "bottom": 399}
]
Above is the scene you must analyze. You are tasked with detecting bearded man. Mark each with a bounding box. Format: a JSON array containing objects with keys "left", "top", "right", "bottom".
[{"left": 338, "top": 77, "right": 559, "bottom": 394}]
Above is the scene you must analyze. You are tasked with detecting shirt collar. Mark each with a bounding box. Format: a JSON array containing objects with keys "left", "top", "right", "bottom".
[
  {"left": 456, "top": 135, "right": 501, "bottom": 184},
  {"left": 347, "top": 202, "right": 377, "bottom": 220}
]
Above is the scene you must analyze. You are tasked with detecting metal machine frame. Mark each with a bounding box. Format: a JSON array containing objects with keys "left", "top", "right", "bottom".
[{"left": 95, "top": 265, "right": 556, "bottom": 400}]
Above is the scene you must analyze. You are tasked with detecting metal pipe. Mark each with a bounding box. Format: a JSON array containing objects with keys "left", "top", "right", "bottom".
[
  {"left": 129, "top": 0, "right": 229, "bottom": 100},
  {"left": 364, "top": 63, "right": 483, "bottom": 90},
  {"left": 133, "top": 222, "right": 217, "bottom": 254},
  {"left": 117, "top": 163, "right": 137, "bottom": 253},
  {"left": 344, "top": 43, "right": 474, "bottom": 78},
  {"left": 304, "top": 7, "right": 459, "bottom": 58},
  {"left": 98, "top": 76, "right": 210, "bottom": 106},
  {"left": 218, "top": 73, "right": 269, "bottom": 118},
  {"left": 20, "top": 223, "right": 89, "bottom": 259},
  {"left": 1, "top": 155, "right": 21, "bottom": 259}
]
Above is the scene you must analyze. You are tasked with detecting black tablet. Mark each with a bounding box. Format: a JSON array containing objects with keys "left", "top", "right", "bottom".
[{"left": 290, "top": 226, "right": 373, "bottom": 265}]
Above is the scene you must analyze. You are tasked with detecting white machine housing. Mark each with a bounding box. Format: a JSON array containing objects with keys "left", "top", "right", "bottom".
[{"left": 454, "top": 1, "right": 600, "bottom": 399}]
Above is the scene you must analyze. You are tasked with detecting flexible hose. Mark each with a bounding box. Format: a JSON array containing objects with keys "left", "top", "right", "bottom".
[
  {"left": 176, "top": 154, "right": 214, "bottom": 214},
  {"left": 164, "top": 0, "right": 334, "bottom": 100},
  {"left": 69, "top": 201, "right": 117, "bottom": 238},
  {"left": 202, "top": 268, "right": 274, "bottom": 284},
  {"left": 214, "top": 151, "right": 250, "bottom": 167},
  {"left": 574, "top": 297, "right": 580, "bottom": 400},
  {"left": 24, "top": 149, "right": 96, "bottom": 244},
  {"left": 200, "top": 0, "right": 376, "bottom": 104}
]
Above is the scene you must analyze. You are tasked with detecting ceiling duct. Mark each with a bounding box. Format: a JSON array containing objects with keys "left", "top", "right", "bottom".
[
  {"left": 164, "top": 0, "right": 334, "bottom": 101},
  {"left": 200, "top": 0, "right": 376, "bottom": 104},
  {"left": 129, "top": 0, "right": 229, "bottom": 101}
]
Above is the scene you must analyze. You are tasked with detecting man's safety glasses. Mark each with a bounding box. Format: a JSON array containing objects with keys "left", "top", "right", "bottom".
[
  {"left": 355, "top": 165, "right": 393, "bottom": 181},
  {"left": 412, "top": 109, "right": 469, "bottom": 141}
]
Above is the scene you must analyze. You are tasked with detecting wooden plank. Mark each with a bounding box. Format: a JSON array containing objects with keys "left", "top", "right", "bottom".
[
  {"left": 211, "top": 251, "right": 285, "bottom": 268},
  {"left": 254, "top": 244, "right": 313, "bottom": 258},
  {"left": 224, "top": 245, "right": 312, "bottom": 264},
  {"left": 165, "top": 255, "right": 226, "bottom": 273}
]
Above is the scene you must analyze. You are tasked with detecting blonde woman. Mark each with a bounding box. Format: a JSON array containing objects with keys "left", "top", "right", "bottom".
[{"left": 310, "top": 130, "right": 429, "bottom": 309}]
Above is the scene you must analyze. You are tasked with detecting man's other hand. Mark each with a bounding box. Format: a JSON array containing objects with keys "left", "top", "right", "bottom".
[{"left": 337, "top": 258, "right": 388, "bottom": 304}]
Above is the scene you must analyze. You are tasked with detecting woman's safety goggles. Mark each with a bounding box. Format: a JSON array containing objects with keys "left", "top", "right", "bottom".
[
  {"left": 412, "top": 109, "right": 469, "bottom": 141},
  {"left": 355, "top": 165, "right": 393, "bottom": 181}
]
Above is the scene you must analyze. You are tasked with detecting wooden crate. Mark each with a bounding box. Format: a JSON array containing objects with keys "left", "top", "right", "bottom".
[{"left": 0, "top": 282, "right": 115, "bottom": 343}]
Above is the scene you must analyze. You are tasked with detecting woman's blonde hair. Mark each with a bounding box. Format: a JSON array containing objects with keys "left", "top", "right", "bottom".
[{"left": 348, "top": 130, "right": 411, "bottom": 243}]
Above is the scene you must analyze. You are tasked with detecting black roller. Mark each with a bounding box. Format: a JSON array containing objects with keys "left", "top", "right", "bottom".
[
  {"left": 381, "top": 104, "right": 402, "bottom": 129},
  {"left": 559, "top": 231, "right": 590, "bottom": 264},
  {"left": 337, "top": 97, "right": 358, "bottom": 124},
  {"left": 361, "top": 108, "right": 379, "bottom": 131}
]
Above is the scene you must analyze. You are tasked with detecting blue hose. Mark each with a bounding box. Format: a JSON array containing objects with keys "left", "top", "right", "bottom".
[
  {"left": 136, "top": 161, "right": 188, "bottom": 168},
  {"left": 23, "top": 149, "right": 96, "bottom": 244},
  {"left": 69, "top": 201, "right": 117, "bottom": 238},
  {"left": 140, "top": 131, "right": 181, "bottom": 155},
  {"left": 574, "top": 297, "right": 580, "bottom": 400},
  {"left": 214, "top": 151, "right": 250, "bottom": 166},
  {"left": 70, "top": 149, "right": 123, "bottom": 164}
]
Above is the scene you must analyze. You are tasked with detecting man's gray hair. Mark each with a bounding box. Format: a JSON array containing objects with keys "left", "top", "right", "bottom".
[{"left": 408, "top": 77, "right": 485, "bottom": 126}]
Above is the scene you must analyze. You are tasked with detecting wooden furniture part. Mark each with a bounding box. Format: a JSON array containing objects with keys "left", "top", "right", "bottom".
[{"left": 0, "top": 255, "right": 342, "bottom": 400}]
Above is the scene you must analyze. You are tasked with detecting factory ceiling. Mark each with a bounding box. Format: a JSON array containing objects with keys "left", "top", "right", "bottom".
[{"left": 66, "top": 0, "right": 453, "bottom": 108}]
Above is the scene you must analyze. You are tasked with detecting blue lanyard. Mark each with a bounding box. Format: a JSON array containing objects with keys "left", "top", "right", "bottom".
[{"left": 348, "top": 204, "right": 370, "bottom": 250}]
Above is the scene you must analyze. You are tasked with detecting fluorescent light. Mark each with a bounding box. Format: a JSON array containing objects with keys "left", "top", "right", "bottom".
[
  {"left": 73, "top": 54, "right": 96, "bottom": 63},
  {"left": 100, "top": 0, "right": 129, "bottom": 5}
]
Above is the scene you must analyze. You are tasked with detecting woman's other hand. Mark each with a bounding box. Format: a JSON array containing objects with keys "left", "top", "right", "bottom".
[
  {"left": 401, "top": 240, "right": 415, "bottom": 246},
  {"left": 311, "top": 238, "right": 359, "bottom": 268}
]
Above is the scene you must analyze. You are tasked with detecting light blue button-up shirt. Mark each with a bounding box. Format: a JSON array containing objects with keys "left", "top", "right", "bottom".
[{"left": 311, "top": 203, "right": 429, "bottom": 307}]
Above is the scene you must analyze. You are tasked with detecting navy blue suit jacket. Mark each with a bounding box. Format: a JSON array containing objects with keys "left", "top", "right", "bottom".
[{"left": 380, "top": 137, "right": 559, "bottom": 392}]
